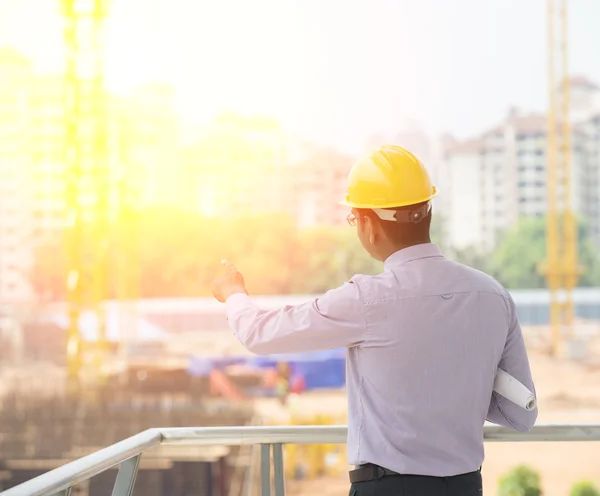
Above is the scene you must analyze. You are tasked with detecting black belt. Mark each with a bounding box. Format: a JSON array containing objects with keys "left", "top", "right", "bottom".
[
  {"left": 349, "top": 464, "right": 482, "bottom": 484},
  {"left": 349, "top": 464, "right": 400, "bottom": 483}
]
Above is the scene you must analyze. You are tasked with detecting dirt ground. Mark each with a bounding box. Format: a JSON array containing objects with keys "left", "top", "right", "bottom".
[{"left": 257, "top": 341, "right": 600, "bottom": 496}]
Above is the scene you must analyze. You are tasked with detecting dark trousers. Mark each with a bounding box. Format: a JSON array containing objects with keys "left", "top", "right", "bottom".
[{"left": 349, "top": 470, "right": 483, "bottom": 496}]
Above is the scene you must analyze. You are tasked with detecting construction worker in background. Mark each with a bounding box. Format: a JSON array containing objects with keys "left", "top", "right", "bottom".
[
  {"left": 211, "top": 145, "right": 537, "bottom": 495},
  {"left": 275, "top": 361, "right": 291, "bottom": 405}
]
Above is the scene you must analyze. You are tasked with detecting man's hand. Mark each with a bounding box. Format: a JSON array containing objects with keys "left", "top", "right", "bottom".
[{"left": 211, "top": 260, "right": 247, "bottom": 303}]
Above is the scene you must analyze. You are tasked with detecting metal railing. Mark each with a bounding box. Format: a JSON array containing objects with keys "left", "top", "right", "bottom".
[{"left": 2, "top": 424, "right": 600, "bottom": 496}]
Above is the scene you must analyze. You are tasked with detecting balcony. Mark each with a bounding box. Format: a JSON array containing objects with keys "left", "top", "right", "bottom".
[{"left": 1, "top": 424, "right": 599, "bottom": 496}]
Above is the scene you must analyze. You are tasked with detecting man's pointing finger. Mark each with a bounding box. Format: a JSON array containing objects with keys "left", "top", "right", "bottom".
[{"left": 221, "top": 259, "right": 237, "bottom": 271}]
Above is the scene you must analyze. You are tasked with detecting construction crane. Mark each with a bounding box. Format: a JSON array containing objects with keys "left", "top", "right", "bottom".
[
  {"left": 62, "top": 0, "right": 110, "bottom": 392},
  {"left": 544, "top": 0, "right": 580, "bottom": 357}
]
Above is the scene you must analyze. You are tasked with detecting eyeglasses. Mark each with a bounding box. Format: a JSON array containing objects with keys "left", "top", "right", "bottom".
[{"left": 347, "top": 213, "right": 357, "bottom": 226}]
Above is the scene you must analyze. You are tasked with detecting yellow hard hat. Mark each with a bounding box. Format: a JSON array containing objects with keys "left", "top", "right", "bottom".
[{"left": 341, "top": 145, "right": 437, "bottom": 209}]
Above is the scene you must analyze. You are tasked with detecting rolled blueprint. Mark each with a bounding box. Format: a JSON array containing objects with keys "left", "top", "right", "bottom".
[{"left": 493, "top": 369, "right": 537, "bottom": 411}]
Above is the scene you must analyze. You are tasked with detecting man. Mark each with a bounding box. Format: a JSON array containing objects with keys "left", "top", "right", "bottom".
[{"left": 212, "top": 145, "right": 537, "bottom": 495}]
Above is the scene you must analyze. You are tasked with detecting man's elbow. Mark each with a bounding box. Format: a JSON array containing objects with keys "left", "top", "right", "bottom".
[
  {"left": 230, "top": 318, "right": 273, "bottom": 355},
  {"left": 522, "top": 408, "right": 539, "bottom": 432},
  {"left": 239, "top": 333, "right": 274, "bottom": 356},
  {"left": 488, "top": 405, "right": 538, "bottom": 433},
  {"left": 512, "top": 409, "right": 538, "bottom": 433}
]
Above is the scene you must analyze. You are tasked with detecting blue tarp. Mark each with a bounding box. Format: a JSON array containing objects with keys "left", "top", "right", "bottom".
[
  {"left": 246, "top": 349, "right": 346, "bottom": 389},
  {"left": 187, "top": 348, "right": 347, "bottom": 390},
  {"left": 246, "top": 348, "right": 345, "bottom": 365}
]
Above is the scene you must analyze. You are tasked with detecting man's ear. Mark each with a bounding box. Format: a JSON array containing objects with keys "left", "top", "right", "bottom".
[{"left": 363, "top": 214, "right": 377, "bottom": 245}]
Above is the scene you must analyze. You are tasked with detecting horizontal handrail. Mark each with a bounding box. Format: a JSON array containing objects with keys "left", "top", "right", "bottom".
[
  {"left": 158, "top": 423, "right": 600, "bottom": 445},
  {"left": 2, "top": 424, "right": 600, "bottom": 496}
]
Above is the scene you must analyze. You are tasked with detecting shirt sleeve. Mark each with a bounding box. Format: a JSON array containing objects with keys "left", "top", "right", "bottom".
[
  {"left": 487, "top": 295, "right": 538, "bottom": 432},
  {"left": 224, "top": 279, "right": 368, "bottom": 355}
]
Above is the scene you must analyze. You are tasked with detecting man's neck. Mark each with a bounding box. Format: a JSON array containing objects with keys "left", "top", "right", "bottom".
[{"left": 380, "top": 238, "right": 432, "bottom": 261}]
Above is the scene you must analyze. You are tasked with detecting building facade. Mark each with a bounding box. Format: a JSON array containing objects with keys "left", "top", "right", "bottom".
[
  {"left": 0, "top": 49, "right": 35, "bottom": 303},
  {"left": 0, "top": 47, "right": 183, "bottom": 303},
  {"left": 443, "top": 95, "right": 600, "bottom": 253}
]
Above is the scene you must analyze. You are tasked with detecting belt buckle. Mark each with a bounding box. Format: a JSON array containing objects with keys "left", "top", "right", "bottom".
[{"left": 371, "top": 464, "right": 385, "bottom": 480}]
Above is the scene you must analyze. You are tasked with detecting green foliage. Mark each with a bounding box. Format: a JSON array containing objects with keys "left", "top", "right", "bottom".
[
  {"left": 134, "top": 209, "right": 382, "bottom": 297},
  {"left": 490, "top": 216, "right": 600, "bottom": 289},
  {"left": 29, "top": 209, "right": 600, "bottom": 299},
  {"left": 491, "top": 217, "right": 547, "bottom": 289},
  {"left": 30, "top": 208, "right": 381, "bottom": 300},
  {"left": 570, "top": 481, "right": 600, "bottom": 496},
  {"left": 30, "top": 234, "right": 68, "bottom": 301},
  {"left": 429, "top": 213, "right": 447, "bottom": 252},
  {"left": 453, "top": 245, "right": 492, "bottom": 275},
  {"left": 497, "top": 465, "right": 542, "bottom": 496}
]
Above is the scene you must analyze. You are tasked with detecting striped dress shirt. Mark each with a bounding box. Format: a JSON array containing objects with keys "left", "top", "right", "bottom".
[{"left": 225, "top": 243, "right": 537, "bottom": 476}]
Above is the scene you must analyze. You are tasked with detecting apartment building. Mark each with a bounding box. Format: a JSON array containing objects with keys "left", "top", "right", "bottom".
[
  {"left": 286, "top": 145, "right": 352, "bottom": 228},
  {"left": 444, "top": 139, "right": 486, "bottom": 250},
  {"left": 0, "top": 49, "right": 35, "bottom": 303},
  {"left": 580, "top": 113, "right": 600, "bottom": 245},
  {"left": 444, "top": 98, "right": 600, "bottom": 252},
  {"left": 29, "top": 74, "right": 68, "bottom": 235}
]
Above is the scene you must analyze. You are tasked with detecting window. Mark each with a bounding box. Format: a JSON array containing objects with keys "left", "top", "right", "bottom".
[{"left": 535, "top": 165, "right": 544, "bottom": 172}]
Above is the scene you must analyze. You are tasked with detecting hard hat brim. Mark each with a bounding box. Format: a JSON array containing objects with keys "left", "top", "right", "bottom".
[{"left": 339, "top": 187, "right": 438, "bottom": 209}]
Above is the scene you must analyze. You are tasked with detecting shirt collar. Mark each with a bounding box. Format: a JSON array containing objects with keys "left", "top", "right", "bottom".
[{"left": 383, "top": 243, "right": 444, "bottom": 268}]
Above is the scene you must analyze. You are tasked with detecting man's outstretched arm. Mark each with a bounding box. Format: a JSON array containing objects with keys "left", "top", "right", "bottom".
[{"left": 225, "top": 280, "right": 368, "bottom": 354}]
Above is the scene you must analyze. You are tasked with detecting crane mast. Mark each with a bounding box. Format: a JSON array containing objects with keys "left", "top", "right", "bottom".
[
  {"left": 62, "top": 0, "right": 110, "bottom": 391},
  {"left": 545, "top": 0, "right": 579, "bottom": 357}
]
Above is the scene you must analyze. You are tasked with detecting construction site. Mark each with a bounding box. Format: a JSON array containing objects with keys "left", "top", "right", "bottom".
[{"left": 1, "top": 0, "right": 600, "bottom": 495}]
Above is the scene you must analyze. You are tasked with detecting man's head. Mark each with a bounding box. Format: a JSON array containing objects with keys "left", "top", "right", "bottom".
[
  {"left": 341, "top": 145, "right": 437, "bottom": 262},
  {"left": 349, "top": 202, "right": 433, "bottom": 261}
]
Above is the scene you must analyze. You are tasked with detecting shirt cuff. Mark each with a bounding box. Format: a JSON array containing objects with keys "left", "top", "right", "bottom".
[{"left": 225, "top": 292, "right": 253, "bottom": 316}]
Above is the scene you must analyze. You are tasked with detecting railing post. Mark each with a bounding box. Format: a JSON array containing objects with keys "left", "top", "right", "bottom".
[
  {"left": 272, "top": 443, "right": 286, "bottom": 496},
  {"left": 111, "top": 454, "right": 141, "bottom": 496},
  {"left": 57, "top": 489, "right": 72, "bottom": 496},
  {"left": 260, "top": 444, "right": 271, "bottom": 496}
]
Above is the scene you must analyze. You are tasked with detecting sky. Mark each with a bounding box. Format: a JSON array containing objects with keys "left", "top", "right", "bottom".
[{"left": 1, "top": 0, "right": 600, "bottom": 153}]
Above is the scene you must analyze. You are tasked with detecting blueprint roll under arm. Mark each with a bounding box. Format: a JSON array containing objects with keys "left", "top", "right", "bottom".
[{"left": 493, "top": 369, "right": 537, "bottom": 411}]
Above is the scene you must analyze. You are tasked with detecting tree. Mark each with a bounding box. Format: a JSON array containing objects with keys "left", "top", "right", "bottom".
[
  {"left": 490, "top": 217, "right": 547, "bottom": 289},
  {"left": 453, "top": 245, "right": 493, "bottom": 275},
  {"left": 497, "top": 465, "right": 542, "bottom": 496},
  {"left": 570, "top": 481, "right": 600, "bottom": 496},
  {"left": 133, "top": 208, "right": 380, "bottom": 297},
  {"left": 490, "top": 216, "right": 600, "bottom": 289},
  {"left": 430, "top": 212, "right": 448, "bottom": 253},
  {"left": 30, "top": 235, "right": 67, "bottom": 302}
]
